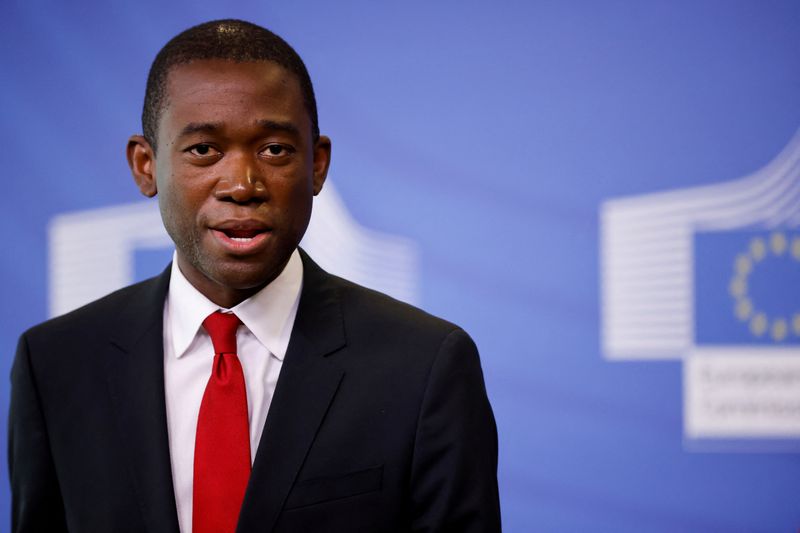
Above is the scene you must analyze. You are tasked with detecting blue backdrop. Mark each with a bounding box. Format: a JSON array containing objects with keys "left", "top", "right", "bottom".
[{"left": 3, "top": 1, "right": 800, "bottom": 531}]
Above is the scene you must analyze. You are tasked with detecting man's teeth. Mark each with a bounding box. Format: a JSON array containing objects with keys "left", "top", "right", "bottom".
[{"left": 229, "top": 236, "right": 254, "bottom": 242}]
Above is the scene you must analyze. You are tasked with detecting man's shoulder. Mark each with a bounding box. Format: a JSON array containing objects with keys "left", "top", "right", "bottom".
[
  {"left": 323, "top": 271, "right": 466, "bottom": 345},
  {"left": 21, "top": 274, "right": 166, "bottom": 347},
  {"left": 312, "top": 270, "right": 486, "bottom": 406}
]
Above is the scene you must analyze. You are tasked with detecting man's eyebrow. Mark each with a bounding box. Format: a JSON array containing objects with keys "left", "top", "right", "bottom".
[
  {"left": 257, "top": 119, "right": 300, "bottom": 136},
  {"left": 177, "top": 122, "right": 222, "bottom": 138},
  {"left": 176, "top": 120, "right": 300, "bottom": 138}
]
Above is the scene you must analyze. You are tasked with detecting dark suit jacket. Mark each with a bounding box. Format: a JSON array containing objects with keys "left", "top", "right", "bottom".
[{"left": 9, "top": 251, "right": 501, "bottom": 532}]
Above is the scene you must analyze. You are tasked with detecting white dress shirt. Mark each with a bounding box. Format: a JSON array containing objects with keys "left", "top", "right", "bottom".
[{"left": 162, "top": 249, "right": 303, "bottom": 533}]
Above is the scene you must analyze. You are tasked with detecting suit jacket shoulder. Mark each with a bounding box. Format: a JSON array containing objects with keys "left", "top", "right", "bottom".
[
  {"left": 21, "top": 268, "right": 169, "bottom": 355},
  {"left": 328, "top": 269, "right": 462, "bottom": 341}
]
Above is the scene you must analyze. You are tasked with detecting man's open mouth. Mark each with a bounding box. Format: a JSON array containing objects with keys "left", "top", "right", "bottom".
[
  {"left": 210, "top": 225, "right": 272, "bottom": 252},
  {"left": 220, "top": 228, "right": 266, "bottom": 242}
]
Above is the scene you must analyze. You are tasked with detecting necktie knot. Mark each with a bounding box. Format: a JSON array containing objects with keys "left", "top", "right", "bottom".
[{"left": 202, "top": 311, "right": 241, "bottom": 355}]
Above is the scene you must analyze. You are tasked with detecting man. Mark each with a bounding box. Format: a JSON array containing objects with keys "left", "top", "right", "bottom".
[{"left": 9, "top": 19, "right": 500, "bottom": 533}]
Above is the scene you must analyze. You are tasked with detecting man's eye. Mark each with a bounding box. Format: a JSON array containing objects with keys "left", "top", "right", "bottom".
[
  {"left": 187, "top": 144, "right": 220, "bottom": 157},
  {"left": 262, "top": 144, "right": 293, "bottom": 157}
]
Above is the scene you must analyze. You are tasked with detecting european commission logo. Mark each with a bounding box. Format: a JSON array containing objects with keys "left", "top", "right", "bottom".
[
  {"left": 48, "top": 182, "right": 420, "bottom": 317},
  {"left": 698, "top": 230, "right": 800, "bottom": 345},
  {"left": 601, "top": 132, "right": 800, "bottom": 452}
]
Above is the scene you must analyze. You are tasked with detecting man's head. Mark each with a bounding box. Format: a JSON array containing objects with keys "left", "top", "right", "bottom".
[
  {"left": 127, "top": 20, "right": 331, "bottom": 308},
  {"left": 142, "top": 19, "right": 320, "bottom": 151}
]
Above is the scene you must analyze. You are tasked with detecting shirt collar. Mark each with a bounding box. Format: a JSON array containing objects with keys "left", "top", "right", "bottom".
[{"left": 166, "top": 249, "right": 304, "bottom": 361}]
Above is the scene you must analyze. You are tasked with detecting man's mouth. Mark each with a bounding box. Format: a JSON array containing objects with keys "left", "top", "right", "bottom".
[
  {"left": 210, "top": 224, "right": 272, "bottom": 253},
  {"left": 221, "top": 228, "right": 265, "bottom": 241}
]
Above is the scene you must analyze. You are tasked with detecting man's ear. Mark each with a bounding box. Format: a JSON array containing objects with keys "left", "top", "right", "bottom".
[
  {"left": 312, "top": 135, "right": 332, "bottom": 196},
  {"left": 127, "top": 135, "right": 158, "bottom": 197}
]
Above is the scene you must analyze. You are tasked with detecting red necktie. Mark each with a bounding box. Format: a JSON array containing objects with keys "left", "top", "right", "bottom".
[{"left": 193, "top": 311, "right": 251, "bottom": 533}]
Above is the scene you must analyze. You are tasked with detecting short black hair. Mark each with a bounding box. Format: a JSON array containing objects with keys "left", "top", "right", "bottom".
[{"left": 142, "top": 19, "right": 319, "bottom": 150}]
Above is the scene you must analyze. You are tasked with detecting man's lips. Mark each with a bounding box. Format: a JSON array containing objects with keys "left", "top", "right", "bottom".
[
  {"left": 224, "top": 228, "right": 264, "bottom": 239},
  {"left": 212, "top": 219, "right": 271, "bottom": 232},
  {"left": 209, "top": 221, "right": 272, "bottom": 253}
]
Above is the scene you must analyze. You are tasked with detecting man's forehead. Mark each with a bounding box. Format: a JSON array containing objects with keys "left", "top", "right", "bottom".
[
  {"left": 164, "top": 59, "right": 297, "bottom": 93},
  {"left": 160, "top": 59, "right": 304, "bottom": 122},
  {"left": 155, "top": 59, "right": 311, "bottom": 143}
]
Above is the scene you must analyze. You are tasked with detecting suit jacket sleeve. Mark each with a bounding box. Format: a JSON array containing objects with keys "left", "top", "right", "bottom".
[
  {"left": 409, "top": 329, "right": 501, "bottom": 532},
  {"left": 8, "top": 333, "right": 69, "bottom": 533}
]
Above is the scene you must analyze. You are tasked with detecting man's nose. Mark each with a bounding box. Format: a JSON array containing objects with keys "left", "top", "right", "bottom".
[{"left": 214, "top": 153, "right": 268, "bottom": 203}]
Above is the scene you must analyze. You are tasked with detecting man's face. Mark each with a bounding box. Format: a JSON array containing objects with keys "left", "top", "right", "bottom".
[{"left": 128, "top": 59, "right": 330, "bottom": 307}]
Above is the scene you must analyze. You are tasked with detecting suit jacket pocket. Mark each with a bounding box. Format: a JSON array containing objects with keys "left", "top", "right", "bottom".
[{"left": 284, "top": 465, "right": 383, "bottom": 510}]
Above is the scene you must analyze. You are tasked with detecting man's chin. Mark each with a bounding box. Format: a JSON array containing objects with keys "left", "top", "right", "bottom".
[
  {"left": 223, "top": 247, "right": 296, "bottom": 278},
  {"left": 177, "top": 245, "right": 295, "bottom": 304},
  {"left": 211, "top": 265, "right": 282, "bottom": 292}
]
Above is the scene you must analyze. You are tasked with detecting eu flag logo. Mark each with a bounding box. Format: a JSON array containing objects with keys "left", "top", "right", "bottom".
[{"left": 694, "top": 231, "right": 800, "bottom": 345}]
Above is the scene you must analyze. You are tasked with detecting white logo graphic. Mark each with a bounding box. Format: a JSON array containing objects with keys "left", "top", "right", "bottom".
[
  {"left": 49, "top": 182, "right": 419, "bottom": 317},
  {"left": 600, "top": 131, "right": 800, "bottom": 449}
]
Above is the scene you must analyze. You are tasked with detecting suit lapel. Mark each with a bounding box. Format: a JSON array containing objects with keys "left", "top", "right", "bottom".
[
  {"left": 237, "top": 251, "right": 346, "bottom": 533},
  {"left": 105, "top": 268, "right": 181, "bottom": 533}
]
